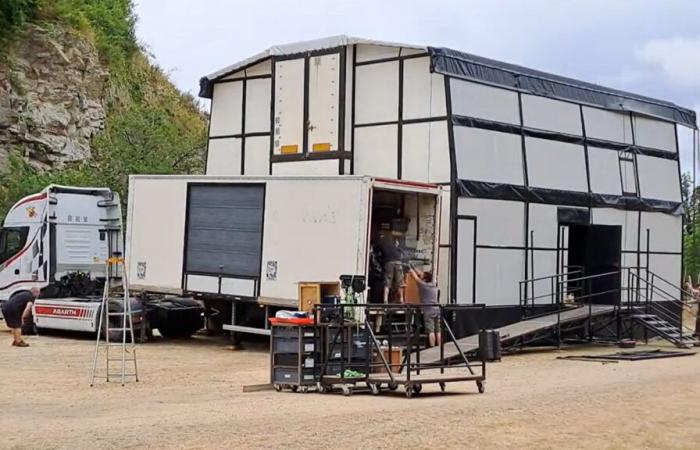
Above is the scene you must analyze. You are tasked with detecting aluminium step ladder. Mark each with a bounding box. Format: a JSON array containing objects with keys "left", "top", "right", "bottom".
[{"left": 90, "top": 256, "right": 139, "bottom": 386}]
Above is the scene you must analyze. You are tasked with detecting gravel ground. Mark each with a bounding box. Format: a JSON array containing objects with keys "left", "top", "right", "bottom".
[{"left": 1, "top": 324, "right": 698, "bottom": 449}]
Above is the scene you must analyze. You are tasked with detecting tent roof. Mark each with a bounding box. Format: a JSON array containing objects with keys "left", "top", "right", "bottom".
[{"left": 199, "top": 35, "right": 696, "bottom": 128}]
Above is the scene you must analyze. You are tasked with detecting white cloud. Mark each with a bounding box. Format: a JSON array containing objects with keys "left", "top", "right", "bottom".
[{"left": 636, "top": 36, "right": 700, "bottom": 87}]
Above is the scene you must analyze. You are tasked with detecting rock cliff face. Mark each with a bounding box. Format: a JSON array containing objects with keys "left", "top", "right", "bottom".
[{"left": 0, "top": 24, "right": 108, "bottom": 170}]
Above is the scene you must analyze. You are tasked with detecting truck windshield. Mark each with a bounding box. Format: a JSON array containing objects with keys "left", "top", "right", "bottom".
[{"left": 0, "top": 227, "right": 29, "bottom": 265}]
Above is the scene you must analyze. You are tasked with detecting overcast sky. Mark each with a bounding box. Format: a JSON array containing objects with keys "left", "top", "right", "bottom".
[{"left": 133, "top": 0, "right": 700, "bottom": 174}]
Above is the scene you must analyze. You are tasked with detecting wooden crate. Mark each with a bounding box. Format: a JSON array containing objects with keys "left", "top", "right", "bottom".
[
  {"left": 297, "top": 281, "right": 340, "bottom": 312},
  {"left": 373, "top": 346, "right": 403, "bottom": 374}
]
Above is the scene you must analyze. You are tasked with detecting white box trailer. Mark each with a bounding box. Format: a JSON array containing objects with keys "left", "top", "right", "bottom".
[{"left": 126, "top": 175, "right": 441, "bottom": 336}]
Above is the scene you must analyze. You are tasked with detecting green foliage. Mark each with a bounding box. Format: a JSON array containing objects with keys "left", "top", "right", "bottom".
[
  {"left": 682, "top": 172, "right": 700, "bottom": 280},
  {"left": 0, "top": 0, "right": 37, "bottom": 42}
]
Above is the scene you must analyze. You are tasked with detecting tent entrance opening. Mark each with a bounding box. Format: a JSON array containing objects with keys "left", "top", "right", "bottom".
[{"left": 567, "top": 224, "right": 622, "bottom": 305}]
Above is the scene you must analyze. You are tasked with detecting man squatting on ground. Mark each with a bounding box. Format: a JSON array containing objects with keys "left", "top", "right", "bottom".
[
  {"left": 1, "top": 287, "right": 40, "bottom": 347},
  {"left": 408, "top": 265, "right": 442, "bottom": 347}
]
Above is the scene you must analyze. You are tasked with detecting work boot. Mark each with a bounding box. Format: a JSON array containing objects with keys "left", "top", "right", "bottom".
[{"left": 12, "top": 341, "right": 29, "bottom": 347}]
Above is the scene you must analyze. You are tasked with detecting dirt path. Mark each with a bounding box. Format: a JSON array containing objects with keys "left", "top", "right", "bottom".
[{"left": 1, "top": 325, "right": 698, "bottom": 449}]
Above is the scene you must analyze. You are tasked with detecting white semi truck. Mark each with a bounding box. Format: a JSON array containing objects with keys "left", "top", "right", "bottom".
[
  {"left": 126, "top": 175, "right": 443, "bottom": 339},
  {"left": 0, "top": 185, "right": 204, "bottom": 338}
]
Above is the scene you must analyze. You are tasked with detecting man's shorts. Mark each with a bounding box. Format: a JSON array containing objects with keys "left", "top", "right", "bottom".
[
  {"left": 0, "top": 303, "right": 21, "bottom": 329},
  {"left": 424, "top": 310, "right": 441, "bottom": 334},
  {"left": 384, "top": 261, "right": 404, "bottom": 290}
]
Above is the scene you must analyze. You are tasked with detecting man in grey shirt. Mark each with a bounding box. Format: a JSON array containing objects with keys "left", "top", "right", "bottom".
[{"left": 408, "top": 265, "right": 441, "bottom": 347}]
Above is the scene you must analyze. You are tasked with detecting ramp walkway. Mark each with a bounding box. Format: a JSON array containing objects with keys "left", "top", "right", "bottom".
[{"left": 419, "top": 304, "right": 615, "bottom": 364}]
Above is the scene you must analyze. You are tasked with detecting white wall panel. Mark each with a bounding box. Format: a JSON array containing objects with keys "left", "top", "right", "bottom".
[
  {"left": 206, "top": 138, "right": 241, "bottom": 175},
  {"left": 591, "top": 208, "right": 639, "bottom": 253},
  {"left": 456, "top": 218, "right": 475, "bottom": 304},
  {"left": 588, "top": 146, "right": 622, "bottom": 195},
  {"left": 439, "top": 188, "right": 451, "bottom": 246},
  {"left": 522, "top": 95, "right": 582, "bottom": 135},
  {"left": 633, "top": 115, "right": 676, "bottom": 153},
  {"left": 640, "top": 212, "right": 682, "bottom": 253},
  {"left": 647, "top": 254, "right": 682, "bottom": 299},
  {"left": 344, "top": 45, "right": 354, "bottom": 152},
  {"left": 274, "top": 58, "right": 305, "bottom": 154},
  {"left": 355, "top": 44, "right": 400, "bottom": 62},
  {"left": 458, "top": 198, "right": 525, "bottom": 246},
  {"left": 186, "top": 275, "right": 219, "bottom": 293},
  {"left": 402, "top": 121, "right": 449, "bottom": 183},
  {"left": 525, "top": 137, "right": 587, "bottom": 191},
  {"left": 243, "top": 136, "right": 270, "bottom": 176},
  {"left": 245, "top": 78, "right": 271, "bottom": 133},
  {"left": 355, "top": 61, "right": 399, "bottom": 124},
  {"left": 354, "top": 124, "right": 398, "bottom": 178},
  {"left": 637, "top": 155, "right": 681, "bottom": 202},
  {"left": 528, "top": 203, "right": 559, "bottom": 248},
  {"left": 245, "top": 60, "right": 272, "bottom": 76},
  {"left": 582, "top": 106, "right": 633, "bottom": 144},
  {"left": 454, "top": 127, "right": 523, "bottom": 184},
  {"left": 210, "top": 81, "right": 243, "bottom": 136},
  {"left": 450, "top": 79, "right": 520, "bottom": 125},
  {"left": 402, "top": 56, "right": 446, "bottom": 119},
  {"left": 308, "top": 53, "right": 340, "bottom": 152},
  {"left": 476, "top": 248, "right": 524, "bottom": 305},
  {"left": 220, "top": 277, "right": 256, "bottom": 296},
  {"left": 271, "top": 159, "right": 338, "bottom": 176},
  {"left": 530, "top": 250, "right": 558, "bottom": 302}
]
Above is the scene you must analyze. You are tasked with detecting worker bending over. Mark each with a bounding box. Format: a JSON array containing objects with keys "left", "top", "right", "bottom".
[
  {"left": 1, "top": 287, "right": 39, "bottom": 347},
  {"left": 408, "top": 265, "right": 441, "bottom": 347}
]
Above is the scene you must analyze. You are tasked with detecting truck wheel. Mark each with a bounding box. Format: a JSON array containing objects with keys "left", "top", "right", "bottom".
[{"left": 157, "top": 323, "right": 200, "bottom": 339}]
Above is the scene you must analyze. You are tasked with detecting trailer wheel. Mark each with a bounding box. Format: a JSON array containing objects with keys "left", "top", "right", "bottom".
[
  {"left": 273, "top": 384, "right": 282, "bottom": 392},
  {"left": 388, "top": 382, "right": 398, "bottom": 391},
  {"left": 341, "top": 385, "right": 352, "bottom": 396},
  {"left": 405, "top": 387, "right": 414, "bottom": 398},
  {"left": 477, "top": 380, "right": 485, "bottom": 394},
  {"left": 298, "top": 386, "right": 309, "bottom": 393},
  {"left": 369, "top": 383, "right": 381, "bottom": 395},
  {"left": 413, "top": 383, "right": 422, "bottom": 394},
  {"left": 317, "top": 382, "right": 327, "bottom": 394}
]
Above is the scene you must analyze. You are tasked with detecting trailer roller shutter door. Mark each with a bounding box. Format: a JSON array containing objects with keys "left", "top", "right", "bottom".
[{"left": 185, "top": 184, "right": 264, "bottom": 280}]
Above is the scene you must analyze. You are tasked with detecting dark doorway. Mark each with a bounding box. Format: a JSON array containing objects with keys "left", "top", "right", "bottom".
[{"left": 567, "top": 224, "right": 622, "bottom": 304}]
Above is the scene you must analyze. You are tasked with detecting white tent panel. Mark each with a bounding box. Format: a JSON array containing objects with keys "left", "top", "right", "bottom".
[
  {"left": 437, "top": 247, "right": 450, "bottom": 303},
  {"left": 458, "top": 198, "right": 525, "bottom": 247},
  {"left": 521, "top": 94, "right": 582, "bottom": 135},
  {"left": 454, "top": 127, "right": 523, "bottom": 185},
  {"left": 206, "top": 138, "right": 241, "bottom": 175},
  {"left": 244, "top": 78, "right": 271, "bottom": 133},
  {"left": 400, "top": 47, "right": 426, "bottom": 57},
  {"left": 582, "top": 106, "right": 633, "bottom": 144},
  {"left": 637, "top": 155, "right": 681, "bottom": 202},
  {"left": 439, "top": 188, "right": 450, "bottom": 245},
  {"left": 475, "top": 248, "right": 524, "bottom": 306},
  {"left": 274, "top": 58, "right": 305, "bottom": 154},
  {"left": 402, "top": 56, "right": 446, "bottom": 120},
  {"left": 528, "top": 203, "right": 559, "bottom": 248},
  {"left": 622, "top": 253, "right": 639, "bottom": 280},
  {"left": 456, "top": 218, "right": 475, "bottom": 304},
  {"left": 633, "top": 115, "right": 676, "bottom": 153},
  {"left": 354, "top": 124, "right": 398, "bottom": 178},
  {"left": 640, "top": 212, "right": 682, "bottom": 253},
  {"left": 530, "top": 250, "right": 558, "bottom": 303},
  {"left": 591, "top": 208, "right": 639, "bottom": 252},
  {"left": 245, "top": 59, "right": 272, "bottom": 76},
  {"left": 355, "top": 44, "right": 400, "bottom": 62},
  {"left": 243, "top": 136, "right": 270, "bottom": 176},
  {"left": 401, "top": 122, "right": 449, "bottom": 183},
  {"left": 221, "top": 69, "right": 244, "bottom": 80},
  {"left": 620, "top": 157, "right": 637, "bottom": 195},
  {"left": 450, "top": 79, "right": 519, "bottom": 124},
  {"left": 210, "top": 81, "right": 243, "bottom": 136},
  {"left": 526, "top": 137, "right": 587, "bottom": 191},
  {"left": 647, "top": 254, "right": 682, "bottom": 299},
  {"left": 271, "top": 159, "right": 338, "bottom": 176},
  {"left": 587, "top": 146, "right": 623, "bottom": 196},
  {"left": 344, "top": 45, "right": 354, "bottom": 152},
  {"left": 308, "top": 53, "right": 340, "bottom": 152},
  {"left": 355, "top": 61, "right": 399, "bottom": 124}
]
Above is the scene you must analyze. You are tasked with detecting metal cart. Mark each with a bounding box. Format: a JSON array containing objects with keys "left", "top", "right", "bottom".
[{"left": 270, "top": 324, "right": 318, "bottom": 393}]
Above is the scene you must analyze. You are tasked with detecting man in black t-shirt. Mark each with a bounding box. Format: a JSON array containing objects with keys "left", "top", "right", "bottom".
[{"left": 1, "top": 287, "right": 39, "bottom": 347}]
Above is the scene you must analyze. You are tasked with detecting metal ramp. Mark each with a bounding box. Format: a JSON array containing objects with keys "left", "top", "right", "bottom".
[{"left": 419, "top": 304, "right": 615, "bottom": 364}]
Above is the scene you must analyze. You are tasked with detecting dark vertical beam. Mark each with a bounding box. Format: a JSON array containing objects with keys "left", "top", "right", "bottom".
[
  {"left": 444, "top": 75, "right": 458, "bottom": 303},
  {"left": 350, "top": 44, "right": 357, "bottom": 175},
  {"left": 240, "top": 77, "right": 247, "bottom": 175},
  {"left": 204, "top": 86, "right": 215, "bottom": 174},
  {"left": 517, "top": 92, "right": 530, "bottom": 288},
  {"left": 579, "top": 105, "right": 592, "bottom": 194},
  {"left": 397, "top": 58, "right": 404, "bottom": 179},
  {"left": 338, "top": 47, "right": 347, "bottom": 175}
]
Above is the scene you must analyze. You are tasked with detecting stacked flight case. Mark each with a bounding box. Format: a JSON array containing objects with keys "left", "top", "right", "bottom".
[{"left": 270, "top": 324, "right": 318, "bottom": 393}]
